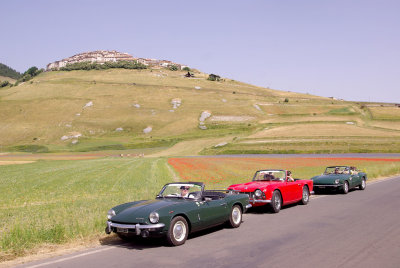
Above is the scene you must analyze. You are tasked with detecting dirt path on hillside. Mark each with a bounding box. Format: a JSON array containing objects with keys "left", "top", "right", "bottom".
[{"left": 147, "top": 136, "right": 236, "bottom": 157}]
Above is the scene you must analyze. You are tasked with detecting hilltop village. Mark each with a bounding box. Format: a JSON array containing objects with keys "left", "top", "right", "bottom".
[{"left": 46, "top": 50, "right": 188, "bottom": 71}]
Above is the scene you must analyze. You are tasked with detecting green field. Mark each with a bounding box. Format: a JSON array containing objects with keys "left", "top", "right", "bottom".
[
  {"left": 0, "top": 157, "right": 176, "bottom": 261},
  {"left": 1, "top": 157, "right": 400, "bottom": 262}
]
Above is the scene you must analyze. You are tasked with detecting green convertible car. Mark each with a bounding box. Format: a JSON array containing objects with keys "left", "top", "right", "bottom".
[
  {"left": 106, "top": 182, "right": 251, "bottom": 246},
  {"left": 311, "top": 166, "right": 367, "bottom": 194}
]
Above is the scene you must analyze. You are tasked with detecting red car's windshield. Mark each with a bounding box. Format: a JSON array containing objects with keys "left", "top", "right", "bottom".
[{"left": 253, "top": 170, "right": 286, "bottom": 181}]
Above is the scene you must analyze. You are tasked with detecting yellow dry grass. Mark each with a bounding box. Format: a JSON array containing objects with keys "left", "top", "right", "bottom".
[
  {"left": 368, "top": 106, "right": 400, "bottom": 120},
  {"left": 368, "top": 121, "right": 400, "bottom": 130},
  {"left": 248, "top": 123, "right": 400, "bottom": 138}
]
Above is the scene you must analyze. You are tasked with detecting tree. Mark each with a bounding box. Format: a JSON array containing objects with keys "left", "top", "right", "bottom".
[
  {"left": 169, "top": 65, "right": 179, "bottom": 71},
  {"left": 207, "top": 74, "right": 221, "bottom": 81}
]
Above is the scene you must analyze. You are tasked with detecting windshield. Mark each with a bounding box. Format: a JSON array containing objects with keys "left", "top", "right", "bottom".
[
  {"left": 158, "top": 183, "right": 202, "bottom": 199},
  {"left": 324, "top": 166, "right": 350, "bottom": 175},
  {"left": 253, "top": 170, "right": 286, "bottom": 181}
]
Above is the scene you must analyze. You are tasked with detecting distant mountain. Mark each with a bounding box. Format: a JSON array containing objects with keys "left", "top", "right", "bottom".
[{"left": 0, "top": 63, "right": 21, "bottom": 79}]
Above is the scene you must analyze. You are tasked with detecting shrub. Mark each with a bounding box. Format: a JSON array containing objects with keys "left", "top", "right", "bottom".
[
  {"left": 208, "top": 74, "right": 221, "bottom": 81},
  {"left": 59, "top": 61, "right": 147, "bottom": 71},
  {"left": 182, "top": 67, "right": 191, "bottom": 71},
  {"left": 169, "top": 65, "right": 179, "bottom": 71},
  {"left": 284, "top": 98, "right": 289, "bottom": 103},
  {"left": 0, "top": 80, "right": 10, "bottom": 87}
]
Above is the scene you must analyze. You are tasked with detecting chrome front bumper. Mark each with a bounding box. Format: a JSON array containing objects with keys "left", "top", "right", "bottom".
[
  {"left": 249, "top": 199, "right": 271, "bottom": 204},
  {"left": 106, "top": 221, "right": 165, "bottom": 235},
  {"left": 314, "top": 184, "right": 343, "bottom": 188}
]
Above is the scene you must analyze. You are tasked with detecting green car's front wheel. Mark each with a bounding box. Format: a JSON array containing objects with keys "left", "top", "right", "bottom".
[
  {"left": 166, "top": 216, "right": 189, "bottom": 246},
  {"left": 342, "top": 181, "right": 349, "bottom": 194},
  {"left": 359, "top": 178, "right": 366, "bottom": 190},
  {"left": 228, "top": 205, "right": 242, "bottom": 228}
]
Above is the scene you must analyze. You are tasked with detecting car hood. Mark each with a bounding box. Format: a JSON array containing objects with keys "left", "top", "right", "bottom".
[
  {"left": 311, "top": 174, "right": 349, "bottom": 184},
  {"left": 111, "top": 199, "right": 181, "bottom": 223},
  {"left": 229, "top": 181, "right": 278, "bottom": 192}
]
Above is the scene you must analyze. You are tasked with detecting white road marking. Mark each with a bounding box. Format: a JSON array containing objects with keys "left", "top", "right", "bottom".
[{"left": 24, "top": 246, "right": 119, "bottom": 268}]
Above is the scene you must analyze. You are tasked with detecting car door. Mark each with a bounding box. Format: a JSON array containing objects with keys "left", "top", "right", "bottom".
[
  {"left": 351, "top": 173, "right": 361, "bottom": 188},
  {"left": 199, "top": 198, "right": 229, "bottom": 227},
  {"left": 280, "top": 180, "right": 301, "bottom": 203}
]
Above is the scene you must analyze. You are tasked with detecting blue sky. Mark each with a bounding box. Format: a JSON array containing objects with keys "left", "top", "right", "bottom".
[{"left": 1, "top": 0, "right": 399, "bottom": 103}]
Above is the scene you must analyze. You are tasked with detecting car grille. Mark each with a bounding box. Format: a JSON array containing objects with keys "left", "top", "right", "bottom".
[{"left": 240, "top": 192, "right": 254, "bottom": 199}]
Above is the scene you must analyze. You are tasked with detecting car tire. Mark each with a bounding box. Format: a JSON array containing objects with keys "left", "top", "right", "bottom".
[
  {"left": 270, "top": 190, "right": 282, "bottom": 213},
  {"left": 359, "top": 178, "right": 366, "bottom": 190},
  {"left": 300, "top": 186, "right": 309, "bottom": 205},
  {"left": 228, "top": 205, "right": 242, "bottom": 228},
  {"left": 166, "top": 216, "right": 189, "bottom": 246},
  {"left": 342, "top": 181, "right": 349, "bottom": 194}
]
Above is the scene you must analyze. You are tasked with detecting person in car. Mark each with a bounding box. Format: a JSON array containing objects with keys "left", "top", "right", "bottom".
[
  {"left": 287, "top": 171, "right": 294, "bottom": 182},
  {"left": 180, "top": 186, "right": 190, "bottom": 197}
]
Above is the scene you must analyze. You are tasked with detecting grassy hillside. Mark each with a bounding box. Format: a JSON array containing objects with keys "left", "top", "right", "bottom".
[{"left": 0, "top": 68, "right": 399, "bottom": 154}]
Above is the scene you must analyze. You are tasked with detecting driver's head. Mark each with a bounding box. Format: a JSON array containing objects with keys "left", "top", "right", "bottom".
[
  {"left": 180, "top": 186, "right": 190, "bottom": 193},
  {"left": 335, "top": 168, "right": 339, "bottom": 173},
  {"left": 287, "top": 171, "right": 292, "bottom": 176}
]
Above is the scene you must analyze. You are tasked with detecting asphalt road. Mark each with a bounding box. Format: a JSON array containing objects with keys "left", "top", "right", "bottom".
[{"left": 17, "top": 177, "right": 400, "bottom": 268}]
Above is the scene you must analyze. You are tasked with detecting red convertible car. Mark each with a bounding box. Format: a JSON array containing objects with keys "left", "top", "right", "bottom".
[{"left": 227, "top": 170, "right": 313, "bottom": 213}]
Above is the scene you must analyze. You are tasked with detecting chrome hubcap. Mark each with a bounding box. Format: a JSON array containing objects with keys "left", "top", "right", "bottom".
[
  {"left": 345, "top": 183, "right": 348, "bottom": 192},
  {"left": 303, "top": 189, "right": 309, "bottom": 201},
  {"left": 232, "top": 207, "right": 241, "bottom": 224},
  {"left": 275, "top": 195, "right": 281, "bottom": 209},
  {"left": 362, "top": 180, "right": 366, "bottom": 188},
  {"left": 173, "top": 221, "right": 186, "bottom": 242}
]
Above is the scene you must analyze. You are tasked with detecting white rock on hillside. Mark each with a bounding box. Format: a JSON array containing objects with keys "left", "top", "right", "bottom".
[
  {"left": 199, "top": 111, "right": 211, "bottom": 122},
  {"left": 143, "top": 126, "right": 152, "bottom": 134},
  {"left": 195, "top": 86, "right": 201, "bottom": 90},
  {"left": 115, "top": 127, "right": 123, "bottom": 132},
  {"left": 199, "top": 111, "right": 211, "bottom": 130},
  {"left": 84, "top": 101, "right": 93, "bottom": 108},
  {"left": 61, "top": 132, "right": 82, "bottom": 141},
  {"left": 133, "top": 104, "right": 141, "bottom": 108},
  {"left": 253, "top": 104, "right": 261, "bottom": 111},
  {"left": 171, "top": 98, "right": 182, "bottom": 109}
]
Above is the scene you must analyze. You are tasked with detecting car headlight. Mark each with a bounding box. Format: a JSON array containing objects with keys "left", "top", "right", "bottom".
[
  {"left": 254, "top": 189, "right": 263, "bottom": 198},
  {"left": 335, "top": 179, "right": 340, "bottom": 184},
  {"left": 107, "top": 209, "right": 116, "bottom": 220},
  {"left": 149, "top": 212, "right": 159, "bottom": 223}
]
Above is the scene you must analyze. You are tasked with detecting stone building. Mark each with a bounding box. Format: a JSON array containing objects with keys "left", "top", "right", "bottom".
[{"left": 46, "top": 50, "right": 188, "bottom": 71}]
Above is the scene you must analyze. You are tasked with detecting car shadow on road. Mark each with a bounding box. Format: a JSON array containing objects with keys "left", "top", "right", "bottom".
[
  {"left": 99, "top": 225, "right": 226, "bottom": 250},
  {"left": 313, "top": 188, "right": 357, "bottom": 195},
  {"left": 246, "top": 204, "right": 298, "bottom": 214}
]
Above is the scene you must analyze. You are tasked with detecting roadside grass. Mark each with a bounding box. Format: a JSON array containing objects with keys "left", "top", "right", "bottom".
[{"left": 0, "top": 157, "right": 173, "bottom": 262}]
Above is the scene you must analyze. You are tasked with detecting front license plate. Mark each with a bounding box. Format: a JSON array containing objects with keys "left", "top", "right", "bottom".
[{"left": 117, "top": 228, "right": 129, "bottom": 233}]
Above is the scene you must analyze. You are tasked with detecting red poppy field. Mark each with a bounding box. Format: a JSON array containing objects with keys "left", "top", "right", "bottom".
[{"left": 168, "top": 157, "right": 400, "bottom": 187}]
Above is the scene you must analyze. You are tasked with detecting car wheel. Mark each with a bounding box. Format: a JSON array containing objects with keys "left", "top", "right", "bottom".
[
  {"left": 300, "top": 186, "right": 309, "bottom": 205},
  {"left": 270, "top": 190, "right": 282, "bottom": 213},
  {"left": 228, "top": 205, "right": 242, "bottom": 228},
  {"left": 342, "top": 181, "right": 349, "bottom": 194},
  {"left": 166, "top": 216, "right": 188, "bottom": 246},
  {"left": 359, "top": 178, "right": 366, "bottom": 190}
]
